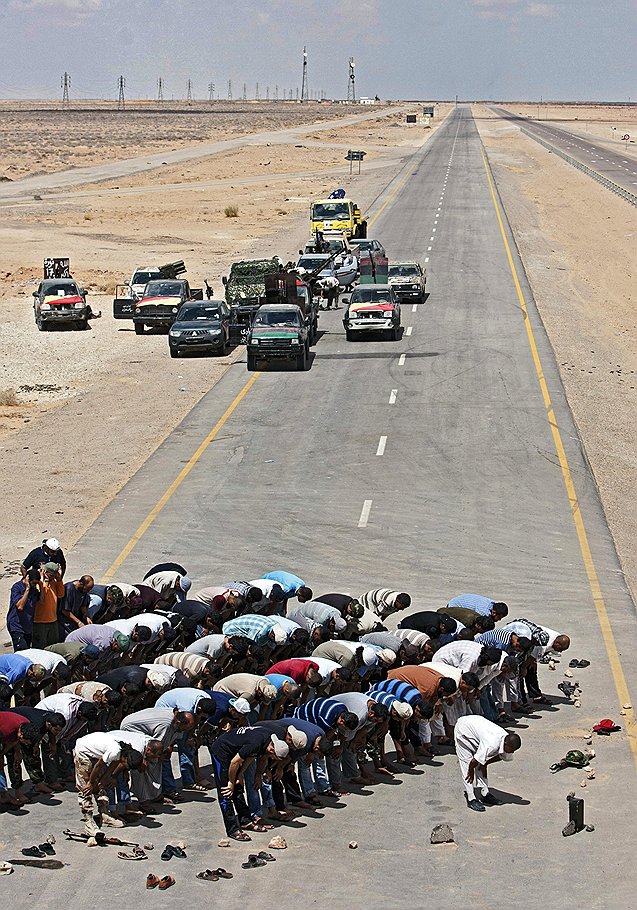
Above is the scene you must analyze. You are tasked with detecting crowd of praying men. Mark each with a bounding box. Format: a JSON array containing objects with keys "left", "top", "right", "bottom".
[{"left": 1, "top": 537, "right": 571, "bottom": 836}]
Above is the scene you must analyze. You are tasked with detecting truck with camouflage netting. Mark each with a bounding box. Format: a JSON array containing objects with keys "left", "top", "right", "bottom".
[{"left": 222, "top": 257, "right": 282, "bottom": 342}]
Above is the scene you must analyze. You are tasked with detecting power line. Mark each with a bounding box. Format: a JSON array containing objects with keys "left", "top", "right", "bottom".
[
  {"left": 61, "top": 72, "right": 71, "bottom": 104},
  {"left": 117, "top": 75, "right": 126, "bottom": 108},
  {"left": 157, "top": 77, "right": 164, "bottom": 102}
]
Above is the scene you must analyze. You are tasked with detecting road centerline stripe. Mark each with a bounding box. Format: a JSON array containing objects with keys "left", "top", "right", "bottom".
[
  {"left": 101, "top": 371, "right": 262, "bottom": 582},
  {"left": 389, "top": 389, "right": 397, "bottom": 404},
  {"left": 358, "top": 500, "right": 373, "bottom": 528},
  {"left": 481, "top": 145, "right": 637, "bottom": 768},
  {"left": 376, "top": 435, "right": 387, "bottom": 456},
  {"left": 398, "top": 354, "right": 406, "bottom": 366}
]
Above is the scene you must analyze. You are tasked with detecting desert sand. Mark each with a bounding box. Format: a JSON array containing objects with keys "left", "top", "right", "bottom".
[{"left": 477, "top": 105, "right": 637, "bottom": 599}]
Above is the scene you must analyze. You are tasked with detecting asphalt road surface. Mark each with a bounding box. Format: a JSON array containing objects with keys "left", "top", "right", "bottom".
[
  {"left": 3, "top": 107, "right": 637, "bottom": 909},
  {"left": 493, "top": 106, "right": 637, "bottom": 195}
]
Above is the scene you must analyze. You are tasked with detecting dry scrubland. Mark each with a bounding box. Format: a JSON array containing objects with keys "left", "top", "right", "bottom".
[
  {"left": 0, "top": 100, "right": 448, "bottom": 595},
  {"left": 477, "top": 104, "right": 637, "bottom": 598}
]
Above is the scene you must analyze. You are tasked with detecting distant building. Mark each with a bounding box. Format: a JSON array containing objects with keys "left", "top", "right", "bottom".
[{"left": 358, "top": 97, "right": 377, "bottom": 105}]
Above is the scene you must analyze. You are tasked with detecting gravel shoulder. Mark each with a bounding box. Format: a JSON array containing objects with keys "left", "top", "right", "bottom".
[{"left": 476, "top": 105, "right": 637, "bottom": 601}]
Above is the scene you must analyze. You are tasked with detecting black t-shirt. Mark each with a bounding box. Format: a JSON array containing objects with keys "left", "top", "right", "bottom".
[
  {"left": 97, "top": 666, "right": 148, "bottom": 691},
  {"left": 210, "top": 726, "right": 272, "bottom": 766},
  {"left": 315, "top": 593, "right": 352, "bottom": 611},
  {"left": 130, "top": 585, "right": 164, "bottom": 612},
  {"left": 23, "top": 545, "right": 67, "bottom": 577},
  {"left": 398, "top": 611, "right": 444, "bottom": 637},
  {"left": 5, "top": 706, "right": 53, "bottom": 731}
]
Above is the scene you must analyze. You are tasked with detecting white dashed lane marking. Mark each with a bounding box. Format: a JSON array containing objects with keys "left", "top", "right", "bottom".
[
  {"left": 358, "top": 500, "right": 372, "bottom": 528},
  {"left": 376, "top": 436, "right": 387, "bottom": 456},
  {"left": 398, "top": 354, "right": 406, "bottom": 366},
  {"left": 389, "top": 389, "right": 397, "bottom": 404}
]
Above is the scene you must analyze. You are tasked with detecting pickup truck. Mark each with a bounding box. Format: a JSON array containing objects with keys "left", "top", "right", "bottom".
[
  {"left": 130, "top": 279, "right": 203, "bottom": 334},
  {"left": 33, "top": 278, "right": 90, "bottom": 331},
  {"left": 387, "top": 262, "right": 427, "bottom": 303},
  {"left": 246, "top": 303, "right": 310, "bottom": 371},
  {"left": 223, "top": 257, "right": 282, "bottom": 342}
]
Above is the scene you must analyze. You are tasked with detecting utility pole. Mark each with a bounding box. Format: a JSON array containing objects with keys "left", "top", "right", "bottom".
[
  {"left": 186, "top": 79, "right": 193, "bottom": 103},
  {"left": 208, "top": 82, "right": 215, "bottom": 101},
  {"left": 301, "top": 45, "right": 308, "bottom": 102},
  {"left": 266, "top": 85, "right": 270, "bottom": 101},
  {"left": 347, "top": 57, "right": 356, "bottom": 102},
  {"left": 117, "top": 75, "right": 126, "bottom": 108},
  {"left": 255, "top": 82, "right": 260, "bottom": 100},
  {"left": 275, "top": 84, "right": 278, "bottom": 100},
  {"left": 157, "top": 77, "right": 164, "bottom": 102},
  {"left": 61, "top": 71, "right": 71, "bottom": 104},
  {"left": 227, "top": 79, "right": 232, "bottom": 100},
  {"left": 242, "top": 82, "right": 247, "bottom": 100}
]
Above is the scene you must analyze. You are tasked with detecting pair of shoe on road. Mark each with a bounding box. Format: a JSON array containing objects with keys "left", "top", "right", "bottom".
[{"left": 465, "top": 792, "right": 502, "bottom": 812}]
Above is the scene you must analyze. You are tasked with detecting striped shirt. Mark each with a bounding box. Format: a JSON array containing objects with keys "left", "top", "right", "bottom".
[
  {"left": 371, "top": 678, "right": 423, "bottom": 707},
  {"left": 448, "top": 594, "right": 495, "bottom": 616},
  {"left": 434, "top": 640, "right": 483, "bottom": 673},
  {"left": 288, "top": 601, "right": 346, "bottom": 633},
  {"left": 359, "top": 588, "right": 403, "bottom": 619},
  {"left": 475, "top": 629, "right": 515, "bottom": 651},
  {"left": 395, "top": 628, "right": 430, "bottom": 648},
  {"left": 367, "top": 688, "right": 401, "bottom": 711},
  {"left": 222, "top": 614, "right": 278, "bottom": 645},
  {"left": 293, "top": 697, "right": 347, "bottom": 732}
]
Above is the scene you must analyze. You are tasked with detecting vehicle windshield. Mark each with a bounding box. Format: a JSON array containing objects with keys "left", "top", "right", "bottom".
[
  {"left": 350, "top": 240, "right": 373, "bottom": 252},
  {"left": 312, "top": 202, "right": 351, "bottom": 220},
  {"left": 144, "top": 281, "right": 182, "bottom": 297},
  {"left": 44, "top": 283, "right": 78, "bottom": 296},
  {"left": 254, "top": 310, "right": 301, "bottom": 327},
  {"left": 351, "top": 288, "right": 393, "bottom": 303},
  {"left": 178, "top": 305, "right": 222, "bottom": 321},
  {"left": 132, "top": 271, "right": 158, "bottom": 285},
  {"left": 297, "top": 257, "right": 329, "bottom": 271},
  {"left": 389, "top": 265, "right": 419, "bottom": 277}
]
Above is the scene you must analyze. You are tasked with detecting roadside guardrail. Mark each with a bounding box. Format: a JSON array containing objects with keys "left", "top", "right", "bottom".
[{"left": 520, "top": 127, "right": 637, "bottom": 208}]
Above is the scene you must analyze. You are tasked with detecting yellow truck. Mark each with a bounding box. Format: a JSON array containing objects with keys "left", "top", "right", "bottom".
[{"left": 310, "top": 197, "right": 367, "bottom": 239}]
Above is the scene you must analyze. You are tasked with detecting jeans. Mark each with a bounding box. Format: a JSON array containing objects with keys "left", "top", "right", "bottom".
[
  {"left": 161, "top": 732, "right": 196, "bottom": 791},
  {"left": 10, "top": 630, "right": 31, "bottom": 651},
  {"left": 210, "top": 755, "right": 251, "bottom": 836},
  {"left": 298, "top": 757, "right": 330, "bottom": 796},
  {"left": 243, "top": 761, "right": 274, "bottom": 817},
  {"left": 480, "top": 687, "right": 499, "bottom": 722}
]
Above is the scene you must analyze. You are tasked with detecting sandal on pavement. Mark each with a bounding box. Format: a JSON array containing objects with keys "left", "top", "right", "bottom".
[
  {"left": 243, "top": 821, "right": 270, "bottom": 833},
  {"left": 146, "top": 874, "right": 160, "bottom": 889},
  {"left": 161, "top": 846, "right": 173, "bottom": 861},
  {"left": 158, "top": 875, "right": 175, "bottom": 890},
  {"left": 169, "top": 845, "right": 187, "bottom": 859},
  {"left": 229, "top": 831, "right": 251, "bottom": 841},
  {"left": 196, "top": 870, "right": 219, "bottom": 881},
  {"left": 185, "top": 783, "right": 208, "bottom": 792},
  {"left": 118, "top": 849, "right": 147, "bottom": 860},
  {"left": 38, "top": 843, "right": 56, "bottom": 856},
  {"left": 256, "top": 852, "right": 276, "bottom": 863},
  {"left": 21, "top": 847, "right": 45, "bottom": 858},
  {"left": 213, "top": 868, "right": 233, "bottom": 879},
  {"left": 242, "top": 854, "right": 267, "bottom": 869}
]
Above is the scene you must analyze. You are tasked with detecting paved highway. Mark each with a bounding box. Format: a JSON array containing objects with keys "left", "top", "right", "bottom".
[
  {"left": 494, "top": 106, "right": 637, "bottom": 195},
  {"left": 4, "top": 107, "right": 637, "bottom": 908}
]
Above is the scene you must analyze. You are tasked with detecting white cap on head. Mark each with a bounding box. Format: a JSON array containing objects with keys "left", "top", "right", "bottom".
[
  {"left": 392, "top": 701, "right": 413, "bottom": 720},
  {"left": 44, "top": 538, "right": 61, "bottom": 550},
  {"left": 270, "top": 735, "right": 289, "bottom": 760},
  {"left": 361, "top": 646, "right": 377, "bottom": 666},
  {"left": 229, "top": 697, "right": 251, "bottom": 715},
  {"left": 271, "top": 624, "right": 286, "bottom": 645},
  {"left": 147, "top": 670, "right": 170, "bottom": 691},
  {"left": 287, "top": 725, "right": 308, "bottom": 750}
]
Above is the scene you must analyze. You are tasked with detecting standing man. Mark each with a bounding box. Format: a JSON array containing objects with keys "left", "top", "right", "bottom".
[
  {"left": 7, "top": 569, "right": 41, "bottom": 651},
  {"left": 73, "top": 731, "right": 143, "bottom": 834},
  {"left": 32, "top": 563, "right": 65, "bottom": 649},
  {"left": 21, "top": 538, "right": 66, "bottom": 579},
  {"left": 454, "top": 715, "right": 521, "bottom": 811}
]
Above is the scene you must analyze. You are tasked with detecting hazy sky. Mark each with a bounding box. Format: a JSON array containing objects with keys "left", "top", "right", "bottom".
[{"left": 0, "top": 0, "right": 634, "bottom": 101}]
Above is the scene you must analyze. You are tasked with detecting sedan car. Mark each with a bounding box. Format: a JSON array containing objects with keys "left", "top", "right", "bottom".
[
  {"left": 342, "top": 284, "right": 401, "bottom": 341},
  {"left": 388, "top": 262, "right": 427, "bottom": 303},
  {"left": 33, "top": 278, "right": 89, "bottom": 331},
  {"left": 168, "top": 300, "right": 231, "bottom": 357}
]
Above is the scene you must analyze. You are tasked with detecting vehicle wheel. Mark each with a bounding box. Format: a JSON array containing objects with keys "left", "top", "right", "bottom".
[
  {"left": 77, "top": 320, "right": 88, "bottom": 330},
  {"left": 358, "top": 220, "right": 368, "bottom": 239},
  {"left": 247, "top": 352, "right": 258, "bottom": 371},
  {"left": 134, "top": 323, "right": 145, "bottom": 335},
  {"left": 390, "top": 327, "right": 399, "bottom": 341},
  {"left": 170, "top": 347, "right": 179, "bottom": 358},
  {"left": 296, "top": 346, "right": 307, "bottom": 371},
  {"left": 223, "top": 332, "right": 230, "bottom": 353},
  {"left": 36, "top": 318, "right": 46, "bottom": 332},
  {"left": 345, "top": 329, "right": 355, "bottom": 342}
]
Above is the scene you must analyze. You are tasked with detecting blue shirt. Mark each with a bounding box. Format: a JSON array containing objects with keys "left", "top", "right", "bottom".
[
  {"left": 263, "top": 571, "right": 305, "bottom": 595},
  {"left": 371, "top": 678, "right": 422, "bottom": 706},
  {"left": 447, "top": 594, "right": 494, "bottom": 616},
  {"left": 155, "top": 687, "right": 209, "bottom": 712},
  {"left": 294, "top": 697, "right": 347, "bottom": 732},
  {"left": 264, "top": 673, "right": 297, "bottom": 698},
  {"left": 0, "top": 653, "right": 32, "bottom": 684},
  {"left": 475, "top": 629, "right": 514, "bottom": 652},
  {"left": 7, "top": 580, "right": 39, "bottom": 635}
]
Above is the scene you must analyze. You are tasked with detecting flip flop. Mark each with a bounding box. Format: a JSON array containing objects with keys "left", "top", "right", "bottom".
[
  {"left": 229, "top": 831, "right": 251, "bottom": 841},
  {"left": 243, "top": 821, "right": 270, "bottom": 833},
  {"left": 169, "top": 845, "right": 187, "bottom": 858},
  {"left": 196, "top": 870, "right": 219, "bottom": 881},
  {"left": 22, "top": 846, "right": 45, "bottom": 858},
  {"left": 118, "top": 850, "right": 147, "bottom": 860},
  {"left": 0, "top": 862, "right": 14, "bottom": 876},
  {"left": 569, "top": 659, "right": 579, "bottom": 668},
  {"left": 38, "top": 843, "right": 56, "bottom": 856},
  {"left": 242, "top": 854, "right": 267, "bottom": 869},
  {"left": 213, "top": 868, "right": 233, "bottom": 878},
  {"left": 577, "top": 660, "right": 590, "bottom": 668},
  {"left": 256, "top": 852, "right": 276, "bottom": 863},
  {"left": 158, "top": 875, "right": 175, "bottom": 890}
]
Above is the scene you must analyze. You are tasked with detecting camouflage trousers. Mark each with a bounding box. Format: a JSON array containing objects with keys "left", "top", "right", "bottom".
[{"left": 74, "top": 754, "right": 108, "bottom": 818}]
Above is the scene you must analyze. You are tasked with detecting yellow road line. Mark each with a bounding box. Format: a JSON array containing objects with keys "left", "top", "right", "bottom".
[
  {"left": 481, "top": 147, "right": 637, "bottom": 767},
  {"left": 101, "top": 372, "right": 261, "bottom": 582}
]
